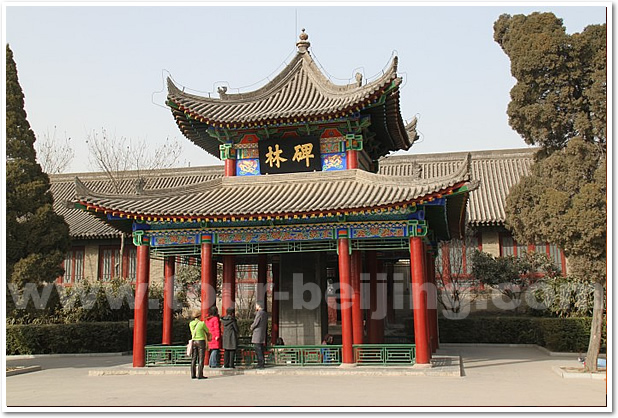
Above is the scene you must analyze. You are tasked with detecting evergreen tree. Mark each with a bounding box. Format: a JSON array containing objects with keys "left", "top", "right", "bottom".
[
  {"left": 6, "top": 44, "right": 70, "bottom": 286},
  {"left": 494, "top": 13, "right": 606, "bottom": 152},
  {"left": 494, "top": 14, "right": 607, "bottom": 372}
]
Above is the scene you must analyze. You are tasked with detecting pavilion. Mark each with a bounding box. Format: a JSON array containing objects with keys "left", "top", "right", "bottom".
[{"left": 72, "top": 30, "right": 477, "bottom": 367}]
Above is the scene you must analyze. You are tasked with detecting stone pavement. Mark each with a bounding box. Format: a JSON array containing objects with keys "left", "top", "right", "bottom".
[{"left": 5, "top": 345, "right": 608, "bottom": 409}]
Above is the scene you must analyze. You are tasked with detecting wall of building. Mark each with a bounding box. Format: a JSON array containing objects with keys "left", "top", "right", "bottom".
[
  {"left": 83, "top": 241, "right": 100, "bottom": 281},
  {"left": 479, "top": 229, "right": 500, "bottom": 257},
  {"left": 278, "top": 252, "right": 326, "bottom": 345}
]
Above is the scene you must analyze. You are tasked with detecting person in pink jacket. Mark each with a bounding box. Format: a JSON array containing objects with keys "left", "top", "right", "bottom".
[{"left": 205, "top": 306, "right": 222, "bottom": 368}]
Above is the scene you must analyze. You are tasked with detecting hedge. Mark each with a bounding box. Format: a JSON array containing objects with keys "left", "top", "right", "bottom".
[
  {"left": 433, "top": 316, "right": 606, "bottom": 353},
  {"left": 7, "top": 316, "right": 604, "bottom": 355},
  {"left": 7, "top": 318, "right": 268, "bottom": 355}
]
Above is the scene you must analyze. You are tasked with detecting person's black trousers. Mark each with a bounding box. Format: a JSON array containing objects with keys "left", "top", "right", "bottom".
[
  {"left": 254, "top": 343, "right": 265, "bottom": 367},
  {"left": 223, "top": 349, "right": 236, "bottom": 368},
  {"left": 191, "top": 340, "right": 207, "bottom": 378}
]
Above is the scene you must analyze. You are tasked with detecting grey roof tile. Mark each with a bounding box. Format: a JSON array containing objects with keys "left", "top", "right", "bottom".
[
  {"left": 72, "top": 162, "right": 472, "bottom": 220},
  {"left": 378, "top": 148, "right": 536, "bottom": 225}
]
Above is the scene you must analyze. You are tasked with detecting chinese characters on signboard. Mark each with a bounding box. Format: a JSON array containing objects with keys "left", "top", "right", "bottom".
[{"left": 258, "top": 136, "right": 322, "bottom": 174}]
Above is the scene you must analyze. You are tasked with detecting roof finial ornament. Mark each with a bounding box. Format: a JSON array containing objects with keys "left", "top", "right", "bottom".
[
  {"left": 355, "top": 72, "right": 363, "bottom": 87},
  {"left": 296, "top": 28, "right": 311, "bottom": 54}
]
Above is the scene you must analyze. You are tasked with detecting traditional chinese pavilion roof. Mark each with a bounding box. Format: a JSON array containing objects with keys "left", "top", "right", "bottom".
[
  {"left": 167, "top": 29, "right": 413, "bottom": 159},
  {"left": 52, "top": 148, "right": 535, "bottom": 240},
  {"left": 72, "top": 158, "right": 475, "bottom": 242}
]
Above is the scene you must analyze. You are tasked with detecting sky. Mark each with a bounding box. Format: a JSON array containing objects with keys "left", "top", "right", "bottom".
[{"left": 4, "top": 2, "right": 608, "bottom": 174}]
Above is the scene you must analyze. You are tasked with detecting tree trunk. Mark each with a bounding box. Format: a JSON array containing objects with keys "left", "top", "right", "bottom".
[
  {"left": 119, "top": 233, "right": 125, "bottom": 280},
  {"left": 584, "top": 282, "right": 604, "bottom": 372}
]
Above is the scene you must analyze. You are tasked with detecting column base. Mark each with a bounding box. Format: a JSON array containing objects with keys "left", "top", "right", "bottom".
[
  {"left": 338, "top": 363, "right": 358, "bottom": 368},
  {"left": 412, "top": 363, "right": 433, "bottom": 369}
]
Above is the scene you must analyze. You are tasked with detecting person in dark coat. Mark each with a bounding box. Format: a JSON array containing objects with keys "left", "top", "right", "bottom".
[
  {"left": 250, "top": 302, "right": 268, "bottom": 369},
  {"left": 221, "top": 307, "right": 239, "bottom": 369}
]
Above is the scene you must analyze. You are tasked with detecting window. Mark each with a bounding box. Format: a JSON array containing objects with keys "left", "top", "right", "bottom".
[
  {"left": 437, "top": 236, "right": 480, "bottom": 278},
  {"left": 125, "top": 247, "right": 137, "bottom": 282},
  {"left": 535, "top": 243, "right": 565, "bottom": 273},
  {"left": 236, "top": 264, "right": 257, "bottom": 282},
  {"left": 99, "top": 245, "right": 139, "bottom": 282},
  {"left": 500, "top": 234, "right": 566, "bottom": 273},
  {"left": 99, "top": 247, "right": 120, "bottom": 281},
  {"left": 500, "top": 235, "right": 528, "bottom": 257},
  {"left": 61, "top": 247, "right": 85, "bottom": 285}
]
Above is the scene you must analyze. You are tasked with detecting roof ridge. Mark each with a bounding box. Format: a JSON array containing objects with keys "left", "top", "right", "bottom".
[{"left": 380, "top": 147, "right": 536, "bottom": 163}]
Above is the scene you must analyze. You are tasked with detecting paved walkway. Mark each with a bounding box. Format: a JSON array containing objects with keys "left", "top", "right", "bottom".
[{"left": 5, "top": 345, "right": 608, "bottom": 409}]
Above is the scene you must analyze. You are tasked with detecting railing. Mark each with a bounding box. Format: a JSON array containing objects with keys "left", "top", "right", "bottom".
[
  {"left": 145, "top": 343, "right": 415, "bottom": 367},
  {"left": 271, "top": 345, "right": 342, "bottom": 366},
  {"left": 145, "top": 344, "right": 192, "bottom": 366},
  {"left": 353, "top": 344, "right": 416, "bottom": 365}
]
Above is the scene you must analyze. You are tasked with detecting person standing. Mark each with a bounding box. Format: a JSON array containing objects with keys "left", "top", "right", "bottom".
[
  {"left": 205, "top": 306, "right": 222, "bottom": 368},
  {"left": 221, "top": 307, "right": 239, "bottom": 369},
  {"left": 250, "top": 302, "right": 268, "bottom": 369},
  {"left": 189, "top": 309, "right": 211, "bottom": 379}
]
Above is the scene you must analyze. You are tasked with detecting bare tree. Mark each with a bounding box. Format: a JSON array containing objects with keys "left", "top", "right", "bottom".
[
  {"left": 86, "top": 128, "right": 183, "bottom": 193},
  {"left": 435, "top": 231, "right": 482, "bottom": 316},
  {"left": 35, "top": 126, "right": 75, "bottom": 174},
  {"left": 86, "top": 128, "right": 183, "bottom": 275}
]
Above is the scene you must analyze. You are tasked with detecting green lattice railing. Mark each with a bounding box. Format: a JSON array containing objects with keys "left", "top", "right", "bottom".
[
  {"left": 353, "top": 344, "right": 416, "bottom": 365},
  {"left": 272, "top": 345, "right": 342, "bottom": 366},
  {"left": 144, "top": 344, "right": 415, "bottom": 367}
]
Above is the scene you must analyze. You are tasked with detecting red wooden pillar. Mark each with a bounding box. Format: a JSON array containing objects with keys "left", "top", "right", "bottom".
[
  {"left": 257, "top": 254, "right": 268, "bottom": 310},
  {"left": 222, "top": 255, "right": 236, "bottom": 318},
  {"left": 201, "top": 240, "right": 215, "bottom": 319},
  {"left": 133, "top": 244, "right": 150, "bottom": 367},
  {"left": 346, "top": 135, "right": 361, "bottom": 169},
  {"left": 337, "top": 236, "right": 354, "bottom": 364},
  {"left": 351, "top": 251, "right": 363, "bottom": 345},
  {"left": 162, "top": 256, "right": 175, "bottom": 345},
  {"left": 386, "top": 262, "right": 395, "bottom": 323},
  {"left": 410, "top": 237, "right": 431, "bottom": 365},
  {"left": 346, "top": 150, "right": 358, "bottom": 169},
  {"left": 270, "top": 260, "right": 280, "bottom": 345},
  {"left": 224, "top": 158, "right": 236, "bottom": 177}
]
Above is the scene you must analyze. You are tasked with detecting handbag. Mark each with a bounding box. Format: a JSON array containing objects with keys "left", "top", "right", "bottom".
[{"left": 187, "top": 321, "right": 197, "bottom": 357}]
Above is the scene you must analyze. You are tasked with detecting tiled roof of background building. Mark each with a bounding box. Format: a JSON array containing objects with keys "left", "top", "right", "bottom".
[
  {"left": 378, "top": 148, "right": 536, "bottom": 226},
  {"left": 50, "top": 165, "right": 224, "bottom": 239}
]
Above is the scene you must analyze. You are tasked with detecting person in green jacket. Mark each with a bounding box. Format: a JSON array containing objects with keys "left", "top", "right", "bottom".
[{"left": 189, "top": 309, "right": 212, "bottom": 379}]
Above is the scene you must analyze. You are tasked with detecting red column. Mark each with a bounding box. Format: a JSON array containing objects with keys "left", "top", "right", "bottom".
[
  {"left": 346, "top": 150, "right": 358, "bottom": 169},
  {"left": 338, "top": 237, "right": 354, "bottom": 364},
  {"left": 224, "top": 158, "right": 235, "bottom": 177},
  {"left": 222, "top": 255, "right": 236, "bottom": 317},
  {"left": 133, "top": 245, "right": 150, "bottom": 367},
  {"left": 410, "top": 237, "right": 431, "bottom": 365},
  {"left": 270, "top": 260, "right": 280, "bottom": 345},
  {"left": 162, "top": 256, "right": 175, "bottom": 345},
  {"left": 376, "top": 259, "right": 385, "bottom": 344},
  {"left": 201, "top": 242, "right": 215, "bottom": 319},
  {"left": 351, "top": 251, "right": 363, "bottom": 345},
  {"left": 257, "top": 254, "right": 268, "bottom": 310}
]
